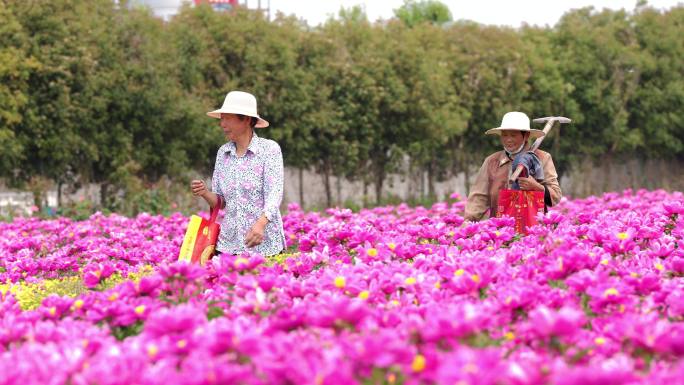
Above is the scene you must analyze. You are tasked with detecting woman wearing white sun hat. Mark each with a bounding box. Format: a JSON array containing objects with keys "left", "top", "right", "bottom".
[
  {"left": 191, "top": 91, "right": 285, "bottom": 256},
  {"left": 464, "top": 111, "right": 562, "bottom": 222}
]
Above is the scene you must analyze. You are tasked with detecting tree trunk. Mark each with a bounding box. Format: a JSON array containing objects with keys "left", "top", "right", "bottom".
[
  {"left": 464, "top": 164, "right": 471, "bottom": 196},
  {"left": 456, "top": 138, "right": 471, "bottom": 197},
  {"left": 553, "top": 123, "right": 562, "bottom": 179},
  {"left": 28, "top": 176, "right": 50, "bottom": 210},
  {"left": 406, "top": 159, "right": 413, "bottom": 202},
  {"left": 322, "top": 164, "right": 332, "bottom": 208},
  {"left": 32, "top": 190, "right": 42, "bottom": 209},
  {"left": 298, "top": 168, "right": 304, "bottom": 208},
  {"left": 100, "top": 183, "right": 109, "bottom": 210},
  {"left": 362, "top": 178, "right": 369, "bottom": 208},
  {"left": 336, "top": 174, "right": 342, "bottom": 206},
  {"left": 427, "top": 161, "right": 436, "bottom": 200},
  {"left": 375, "top": 177, "right": 384, "bottom": 205},
  {"left": 57, "top": 181, "right": 62, "bottom": 207},
  {"left": 374, "top": 162, "right": 385, "bottom": 205}
]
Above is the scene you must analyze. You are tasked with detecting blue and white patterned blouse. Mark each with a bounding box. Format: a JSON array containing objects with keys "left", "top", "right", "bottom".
[{"left": 211, "top": 132, "right": 285, "bottom": 256}]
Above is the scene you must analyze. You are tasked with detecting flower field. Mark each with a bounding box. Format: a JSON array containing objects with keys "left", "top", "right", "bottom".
[{"left": 1, "top": 189, "right": 684, "bottom": 385}]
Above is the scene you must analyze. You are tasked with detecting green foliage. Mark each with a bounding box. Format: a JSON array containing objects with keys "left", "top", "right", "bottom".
[
  {"left": 110, "top": 177, "right": 174, "bottom": 217},
  {"left": 206, "top": 305, "right": 225, "bottom": 320},
  {"left": 376, "top": 193, "right": 441, "bottom": 209},
  {"left": 394, "top": 0, "right": 453, "bottom": 27},
  {"left": 111, "top": 321, "right": 145, "bottom": 341},
  {"left": 462, "top": 331, "right": 500, "bottom": 348},
  {"left": 53, "top": 200, "right": 106, "bottom": 220},
  {"left": 548, "top": 279, "right": 568, "bottom": 290},
  {"left": 361, "top": 367, "right": 405, "bottom": 385}
]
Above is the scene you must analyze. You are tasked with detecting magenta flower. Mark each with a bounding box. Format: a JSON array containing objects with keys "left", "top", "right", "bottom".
[
  {"left": 665, "top": 290, "right": 684, "bottom": 318},
  {"left": 355, "top": 242, "right": 392, "bottom": 263},
  {"left": 143, "top": 304, "right": 207, "bottom": 338},
  {"left": 433, "top": 347, "right": 506, "bottom": 385},
  {"left": 525, "top": 305, "right": 586, "bottom": 340},
  {"left": 663, "top": 200, "right": 684, "bottom": 216},
  {"left": 552, "top": 364, "right": 637, "bottom": 385},
  {"left": 39, "top": 295, "right": 74, "bottom": 320},
  {"left": 158, "top": 261, "right": 205, "bottom": 281},
  {"left": 586, "top": 280, "right": 635, "bottom": 313},
  {"left": 305, "top": 294, "right": 369, "bottom": 330},
  {"left": 82, "top": 263, "right": 115, "bottom": 289},
  {"left": 137, "top": 274, "right": 163, "bottom": 296},
  {"left": 1, "top": 189, "right": 684, "bottom": 381}
]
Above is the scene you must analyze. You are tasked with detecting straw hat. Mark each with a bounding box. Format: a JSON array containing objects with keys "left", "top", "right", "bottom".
[
  {"left": 207, "top": 91, "right": 269, "bottom": 128},
  {"left": 485, "top": 111, "right": 544, "bottom": 139}
]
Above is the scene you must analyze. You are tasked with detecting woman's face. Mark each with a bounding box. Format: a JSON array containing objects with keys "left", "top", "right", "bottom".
[
  {"left": 220, "top": 113, "right": 251, "bottom": 141},
  {"left": 500, "top": 130, "right": 527, "bottom": 152}
]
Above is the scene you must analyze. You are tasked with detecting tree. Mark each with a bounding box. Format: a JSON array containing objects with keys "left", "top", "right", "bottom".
[
  {"left": 0, "top": 3, "right": 34, "bottom": 178},
  {"left": 6, "top": 0, "right": 112, "bottom": 206},
  {"left": 308, "top": 9, "right": 373, "bottom": 206},
  {"left": 321, "top": 12, "right": 414, "bottom": 204},
  {"left": 553, "top": 7, "right": 646, "bottom": 174},
  {"left": 443, "top": 23, "right": 534, "bottom": 190},
  {"left": 389, "top": 20, "right": 468, "bottom": 199},
  {"left": 3, "top": 1, "right": 683, "bottom": 211},
  {"left": 520, "top": 25, "right": 578, "bottom": 176},
  {"left": 630, "top": 5, "right": 684, "bottom": 159}
]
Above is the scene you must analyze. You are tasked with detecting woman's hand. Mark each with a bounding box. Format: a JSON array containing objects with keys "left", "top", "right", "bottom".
[
  {"left": 517, "top": 177, "right": 545, "bottom": 192},
  {"left": 191, "top": 180, "right": 222, "bottom": 209},
  {"left": 245, "top": 216, "right": 269, "bottom": 248},
  {"left": 191, "top": 180, "right": 209, "bottom": 198}
]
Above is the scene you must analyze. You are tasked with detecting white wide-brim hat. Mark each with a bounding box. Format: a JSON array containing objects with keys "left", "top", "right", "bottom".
[
  {"left": 485, "top": 111, "right": 544, "bottom": 139},
  {"left": 207, "top": 90, "right": 269, "bottom": 128}
]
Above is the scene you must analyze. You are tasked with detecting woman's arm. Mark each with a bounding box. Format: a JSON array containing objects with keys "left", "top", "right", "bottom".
[
  {"left": 245, "top": 214, "right": 269, "bottom": 248},
  {"left": 261, "top": 142, "right": 284, "bottom": 223},
  {"left": 190, "top": 181, "right": 223, "bottom": 209},
  {"left": 464, "top": 158, "right": 491, "bottom": 221},
  {"left": 191, "top": 149, "right": 226, "bottom": 210},
  {"left": 244, "top": 141, "right": 283, "bottom": 248},
  {"left": 209, "top": 149, "right": 226, "bottom": 209},
  {"left": 202, "top": 191, "right": 223, "bottom": 210},
  {"left": 541, "top": 156, "right": 562, "bottom": 206}
]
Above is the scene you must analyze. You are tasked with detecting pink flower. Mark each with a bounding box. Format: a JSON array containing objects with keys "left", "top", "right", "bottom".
[
  {"left": 665, "top": 290, "right": 684, "bottom": 318},
  {"left": 137, "top": 274, "right": 163, "bottom": 296},
  {"left": 433, "top": 347, "right": 506, "bottom": 385},
  {"left": 82, "top": 263, "right": 115, "bottom": 289},
  {"left": 143, "top": 304, "right": 206, "bottom": 338},
  {"left": 586, "top": 280, "right": 635, "bottom": 313},
  {"left": 525, "top": 305, "right": 586, "bottom": 340},
  {"left": 158, "top": 260, "right": 205, "bottom": 281},
  {"left": 552, "top": 362, "right": 637, "bottom": 385}
]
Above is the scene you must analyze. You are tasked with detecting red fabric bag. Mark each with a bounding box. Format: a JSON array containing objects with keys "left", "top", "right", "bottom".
[
  {"left": 178, "top": 198, "right": 222, "bottom": 265},
  {"left": 496, "top": 189, "right": 545, "bottom": 234}
]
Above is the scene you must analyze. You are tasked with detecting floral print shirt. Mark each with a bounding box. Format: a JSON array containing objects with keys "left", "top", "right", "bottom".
[{"left": 211, "top": 132, "right": 285, "bottom": 256}]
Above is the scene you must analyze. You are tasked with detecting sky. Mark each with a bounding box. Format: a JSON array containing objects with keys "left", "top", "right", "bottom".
[{"left": 260, "top": 0, "right": 682, "bottom": 27}]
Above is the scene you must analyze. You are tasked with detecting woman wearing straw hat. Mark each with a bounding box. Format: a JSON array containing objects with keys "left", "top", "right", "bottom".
[
  {"left": 464, "top": 111, "right": 562, "bottom": 222},
  {"left": 191, "top": 91, "right": 285, "bottom": 256}
]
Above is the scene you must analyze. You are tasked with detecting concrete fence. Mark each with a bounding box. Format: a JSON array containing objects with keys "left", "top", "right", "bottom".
[{"left": 2, "top": 157, "right": 683, "bottom": 216}]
